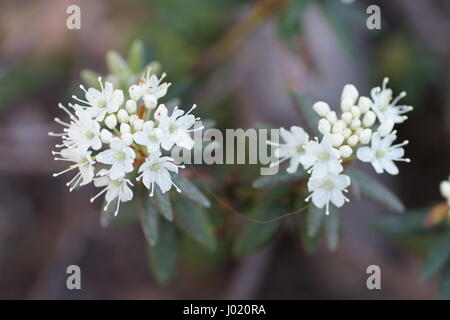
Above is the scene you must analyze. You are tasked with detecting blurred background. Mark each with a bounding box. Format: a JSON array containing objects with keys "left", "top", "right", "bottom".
[{"left": 0, "top": 0, "right": 449, "bottom": 299}]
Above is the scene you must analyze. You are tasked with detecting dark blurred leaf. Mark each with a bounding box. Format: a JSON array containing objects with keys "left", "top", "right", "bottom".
[
  {"left": 100, "top": 197, "right": 139, "bottom": 227},
  {"left": 253, "top": 168, "right": 307, "bottom": 189},
  {"left": 233, "top": 205, "right": 282, "bottom": 257},
  {"left": 306, "top": 204, "right": 325, "bottom": 238},
  {"left": 127, "top": 40, "right": 145, "bottom": 73},
  {"left": 421, "top": 231, "right": 450, "bottom": 279},
  {"left": 171, "top": 173, "right": 210, "bottom": 207},
  {"left": 298, "top": 201, "right": 322, "bottom": 254},
  {"left": 438, "top": 263, "right": 450, "bottom": 300},
  {"left": 140, "top": 199, "right": 159, "bottom": 247},
  {"left": 317, "top": 0, "right": 357, "bottom": 56},
  {"left": 151, "top": 186, "right": 173, "bottom": 221},
  {"left": 376, "top": 208, "right": 431, "bottom": 237},
  {"left": 80, "top": 70, "right": 101, "bottom": 89},
  {"left": 173, "top": 198, "right": 216, "bottom": 251},
  {"left": 147, "top": 218, "right": 179, "bottom": 284},
  {"left": 347, "top": 166, "right": 405, "bottom": 213},
  {"left": 324, "top": 208, "right": 340, "bottom": 250},
  {"left": 289, "top": 90, "right": 320, "bottom": 137},
  {"left": 277, "top": 0, "right": 309, "bottom": 43}
]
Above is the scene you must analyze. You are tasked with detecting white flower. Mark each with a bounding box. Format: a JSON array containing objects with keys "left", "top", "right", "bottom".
[
  {"left": 356, "top": 131, "right": 410, "bottom": 175},
  {"left": 90, "top": 170, "right": 133, "bottom": 216},
  {"left": 137, "top": 152, "right": 183, "bottom": 196},
  {"left": 133, "top": 121, "right": 163, "bottom": 152},
  {"left": 306, "top": 172, "right": 351, "bottom": 215},
  {"left": 439, "top": 176, "right": 450, "bottom": 205},
  {"left": 156, "top": 104, "right": 201, "bottom": 151},
  {"left": 301, "top": 133, "right": 343, "bottom": 178},
  {"left": 96, "top": 137, "right": 136, "bottom": 180},
  {"left": 268, "top": 126, "right": 309, "bottom": 173},
  {"left": 74, "top": 79, "right": 124, "bottom": 121},
  {"left": 370, "top": 77, "right": 413, "bottom": 124},
  {"left": 52, "top": 147, "right": 95, "bottom": 191},
  {"left": 128, "top": 69, "right": 170, "bottom": 103}
]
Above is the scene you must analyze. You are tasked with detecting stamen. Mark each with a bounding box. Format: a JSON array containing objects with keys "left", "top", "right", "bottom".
[{"left": 90, "top": 186, "right": 108, "bottom": 203}]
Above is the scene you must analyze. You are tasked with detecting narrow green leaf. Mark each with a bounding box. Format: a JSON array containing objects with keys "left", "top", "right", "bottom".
[
  {"left": 289, "top": 90, "right": 320, "bottom": 136},
  {"left": 106, "top": 50, "right": 131, "bottom": 77},
  {"left": 127, "top": 40, "right": 145, "bottom": 73},
  {"left": 306, "top": 205, "right": 325, "bottom": 238},
  {"left": 421, "top": 231, "right": 450, "bottom": 279},
  {"left": 173, "top": 199, "right": 216, "bottom": 251},
  {"left": 151, "top": 186, "right": 173, "bottom": 221},
  {"left": 233, "top": 206, "right": 282, "bottom": 257},
  {"left": 253, "top": 168, "right": 307, "bottom": 189},
  {"left": 140, "top": 200, "right": 159, "bottom": 247},
  {"left": 298, "top": 201, "right": 322, "bottom": 254},
  {"left": 147, "top": 218, "right": 179, "bottom": 284},
  {"left": 171, "top": 173, "right": 210, "bottom": 207},
  {"left": 80, "top": 70, "right": 101, "bottom": 89},
  {"left": 347, "top": 166, "right": 405, "bottom": 213},
  {"left": 100, "top": 198, "right": 138, "bottom": 227},
  {"left": 375, "top": 208, "right": 431, "bottom": 237},
  {"left": 324, "top": 209, "right": 340, "bottom": 250},
  {"left": 438, "top": 263, "right": 450, "bottom": 300}
]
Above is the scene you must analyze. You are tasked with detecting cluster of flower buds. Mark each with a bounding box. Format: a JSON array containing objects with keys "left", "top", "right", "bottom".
[
  {"left": 269, "top": 78, "right": 412, "bottom": 215},
  {"left": 49, "top": 68, "right": 202, "bottom": 216}
]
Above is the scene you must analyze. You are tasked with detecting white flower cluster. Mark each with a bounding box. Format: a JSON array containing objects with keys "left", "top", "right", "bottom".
[
  {"left": 269, "top": 78, "right": 412, "bottom": 214},
  {"left": 440, "top": 176, "right": 450, "bottom": 214},
  {"left": 50, "top": 68, "right": 202, "bottom": 216}
]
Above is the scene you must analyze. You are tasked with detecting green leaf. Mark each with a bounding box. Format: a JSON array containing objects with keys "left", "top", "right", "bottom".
[
  {"left": 140, "top": 199, "right": 159, "bottom": 247},
  {"left": 346, "top": 166, "right": 405, "bottom": 213},
  {"left": 306, "top": 205, "right": 325, "bottom": 238},
  {"left": 173, "top": 199, "right": 216, "bottom": 251},
  {"left": 289, "top": 90, "right": 320, "bottom": 137},
  {"left": 233, "top": 206, "right": 282, "bottom": 257},
  {"left": 375, "top": 208, "right": 430, "bottom": 237},
  {"left": 277, "top": 0, "right": 309, "bottom": 43},
  {"left": 100, "top": 198, "right": 138, "bottom": 227},
  {"left": 324, "top": 209, "right": 340, "bottom": 250},
  {"left": 298, "top": 201, "right": 322, "bottom": 254},
  {"left": 106, "top": 50, "right": 131, "bottom": 77},
  {"left": 127, "top": 40, "right": 145, "bottom": 73},
  {"left": 147, "top": 218, "right": 179, "bottom": 284},
  {"left": 150, "top": 186, "right": 173, "bottom": 221},
  {"left": 80, "top": 70, "right": 101, "bottom": 89},
  {"left": 253, "top": 168, "right": 307, "bottom": 189},
  {"left": 421, "top": 231, "right": 450, "bottom": 279},
  {"left": 438, "top": 263, "right": 450, "bottom": 300},
  {"left": 171, "top": 173, "right": 210, "bottom": 207}
]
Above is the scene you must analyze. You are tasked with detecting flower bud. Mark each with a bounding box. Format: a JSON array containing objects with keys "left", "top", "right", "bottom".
[
  {"left": 121, "top": 132, "right": 134, "bottom": 146},
  {"left": 129, "top": 85, "right": 142, "bottom": 101},
  {"left": 144, "top": 94, "right": 158, "bottom": 109},
  {"left": 117, "top": 109, "right": 129, "bottom": 123},
  {"left": 341, "top": 84, "right": 359, "bottom": 104},
  {"left": 377, "top": 119, "right": 395, "bottom": 137},
  {"left": 350, "top": 106, "right": 361, "bottom": 118},
  {"left": 340, "top": 98, "right": 353, "bottom": 112},
  {"left": 342, "top": 128, "right": 352, "bottom": 138},
  {"left": 332, "top": 133, "right": 344, "bottom": 147},
  {"left": 355, "top": 127, "right": 363, "bottom": 136},
  {"left": 359, "top": 128, "right": 372, "bottom": 144},
  {"left": 332, "top": 120, "right": 346, "bottom": 134},
  {"left": 326, "top": 111, "right": 337, "bottom": 124},
  {"left": 129, "top": 115, "right": 139, "bottom": 126},
  {"left": 342, "top": 111, "right": 353, "bottom": 124},
  {"left": 100, "top": 129, "right": 113, "bottom": 144},
  {"left": 358, "top": 96, "right": 371, "bottom": 113},
  {"left": 120, "top": 123, "right": 131, "bottom": 134},
  {"left": 133, "top": 119, "right": 144, "bottom": 131},
  {"left": 125, "top": 99, "right": 137, "bottom": 114},
  {"left": 362, "top": 111, "right": 376, "bottom": 127},
  {"left": 440, "top": 181, "right": 450, "bottom": 198},
  {"left": 313, "top": 101, "right": 331, "bottom": 117},
  {"left": 347, "top": 134, "right": 359, "bottom": 147},
  {"left": 339, "top": 145, "right": 353, "bottom": 158},
  {"left": 350, "top": 118, "right": 362, "bottom": 130},
  {"left": 105, "top": 114, "right": 117, "bottom": 129},
  {"left": 318, "top": 118, "right": 331, "bottom": 134}
]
